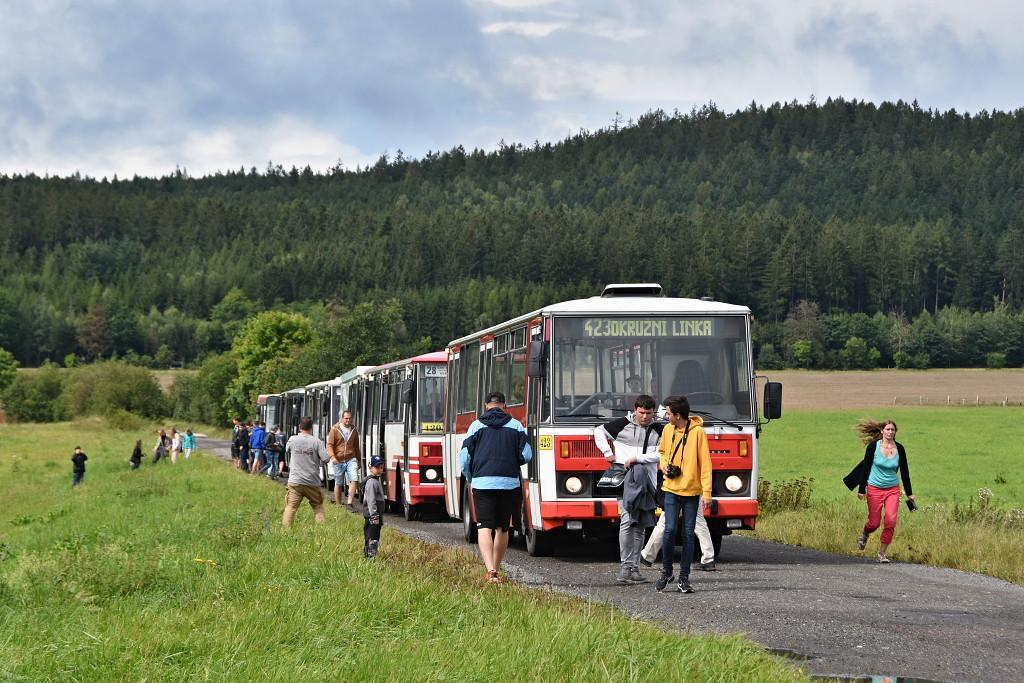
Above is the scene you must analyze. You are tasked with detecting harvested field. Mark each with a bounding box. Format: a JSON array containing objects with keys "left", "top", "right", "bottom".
[{"left": 764, "top": 368, "right": 1024, "bottom": 410}]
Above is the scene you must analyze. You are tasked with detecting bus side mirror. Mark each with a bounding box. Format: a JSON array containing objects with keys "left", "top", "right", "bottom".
[
  {"left": 527, "top": 341, "right": 548, "bottom": 378},
  {"left": 763, "top": 381, "right": 782, "bottom": 420},
  {"left": 401, "top": 379, "right": 415, "bottom": 404}
]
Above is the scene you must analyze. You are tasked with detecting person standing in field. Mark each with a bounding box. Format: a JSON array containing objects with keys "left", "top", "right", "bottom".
[
  {"left": 853, "top": 419, "right": 915, "bottom": 563},
  {"left": 655, "top": 396, "right": 712, "bottom": 594},
  {"left": 460, "top": 391, "right": 532, "bottom": 584},
  {"left": 170, "top": 427, "right": 182, "bottom": 464},
  {"left": 326, "top": 410, "right": 362, "bottom": 507},
  {"left": 362, "top": 456, "right": 386, "bottom": 558},
  {"left": 249, "top": 421, "right": 266, "bottom": 474},
  {"left": 594, "top": 394, "right": 663, "bottom": 585},
  {"left": 282, "top": 417, "right": 330, "bottom": 527},
  {"left": 152, "top": 428, "right": 168, "bottom": 464},
  {"left": 182, "top": 429, "right": 196, "bottom": 459},
  {"left": 129, "top": 439, "right": 143, "bottom": 470},
  {"left": 230, "top": 417, "right": 242, "bottom": 466},
  {"left": 71, "top": 446, "right": 88, "bottom": 486}
]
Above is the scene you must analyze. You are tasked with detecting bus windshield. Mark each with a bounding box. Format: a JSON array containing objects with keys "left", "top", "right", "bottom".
[
  {"left": 417, "top": 364, "right": 446, "bottom": 434},
  {"left": 551, "top": 316, "right": 753, "bottom": 422}
]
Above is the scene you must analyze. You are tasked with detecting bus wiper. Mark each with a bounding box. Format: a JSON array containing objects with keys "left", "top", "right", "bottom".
[{"left": 690, "top": 410, "right": 744, "bottom": 431}]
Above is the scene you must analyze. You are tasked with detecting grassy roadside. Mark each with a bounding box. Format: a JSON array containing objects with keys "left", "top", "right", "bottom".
[
  {"left": 0, "top": 421, "right": 807, "bottom": 682},
  {"left": 753, "top": 407, "right": 1024, "bottom": 584}
]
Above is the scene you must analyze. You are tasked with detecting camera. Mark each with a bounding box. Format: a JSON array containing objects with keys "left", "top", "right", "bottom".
[{"left": 664, "top": 464, "right": 681, "bottom": 479}]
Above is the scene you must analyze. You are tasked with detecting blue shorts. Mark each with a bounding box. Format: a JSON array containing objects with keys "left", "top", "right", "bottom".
[{"left": 331, "top": 458, "right": 359, "bottom": 485}]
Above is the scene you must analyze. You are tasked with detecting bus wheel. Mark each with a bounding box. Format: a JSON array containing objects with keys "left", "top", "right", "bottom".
[
  {"left": 520, "top": 500, "right": 554, "bottom": 557},
  {"left": 403, "top": 500, "right": 418, "bottom": 522},
  {"left": 462, "top": 483, "right": 477, "bottom": 543},
  {"left": 711, "top": 528, "right": 723, "bottom": 557}
]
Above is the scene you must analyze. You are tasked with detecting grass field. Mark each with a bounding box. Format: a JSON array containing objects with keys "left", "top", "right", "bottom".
[
  {"left": 0, "top": 420, "right": 807, "bottom": 682},
  {"left": 751, "top": 407, "right": 1024, "bottom": 583}
]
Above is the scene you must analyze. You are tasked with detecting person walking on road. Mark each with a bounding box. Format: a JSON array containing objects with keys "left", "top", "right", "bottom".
[
  {"left": 655, "top": 396, "right": 712, "bottom": 594},
  {"left": 326, "top": 410, "right": 362, "bottom": 507},
  {"left": 460, "top": 391, "right": 532, "bottom": 584},
  {"left": 594, "top": 394, "right": 663, "bottom": 585},
  {"left": 852, "top": 418, "right": 915, "bottom": 563},
  {"left": 282, "top": 417, "right": 330, "bottom": 527},
  {"left": 640, "top": 397, "right": 717, "bottom": 572}
]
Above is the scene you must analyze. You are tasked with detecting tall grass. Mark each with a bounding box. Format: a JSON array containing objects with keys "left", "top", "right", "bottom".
[{"left": 0, "top": 421, "right": 807, "bottom": 681}]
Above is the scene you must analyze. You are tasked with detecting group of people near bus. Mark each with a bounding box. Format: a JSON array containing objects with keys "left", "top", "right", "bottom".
[{"left": 230, "top": 418, "right": 286, "bottom": 478}]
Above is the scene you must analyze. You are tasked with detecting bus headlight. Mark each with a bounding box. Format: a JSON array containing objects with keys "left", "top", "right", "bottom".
[
  {"left": 724, "top": 475, "right": 744, "bottom": 493},
  {"left": 564, "top": 476, "right": 584, "bottom": 494},
  {"left": 423, "top": 468, "right": 439, "bottom": 482}
]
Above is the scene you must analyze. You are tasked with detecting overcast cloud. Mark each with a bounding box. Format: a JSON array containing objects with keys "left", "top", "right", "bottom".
[{"left": 1, "top": 0, "right": 1021, "bottom": 178}]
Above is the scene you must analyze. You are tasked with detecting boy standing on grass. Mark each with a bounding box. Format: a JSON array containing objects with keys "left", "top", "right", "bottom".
[
  {"left": 363, "top": 456, "right": 385, "bottom": 558},
  {"left": 71, "top": 446, "right": 88, "bottom": 486}
]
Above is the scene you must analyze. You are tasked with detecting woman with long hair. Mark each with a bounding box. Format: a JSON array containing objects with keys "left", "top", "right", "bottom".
[{"left": 854, "top": 418, "right": 915, "bottom": 563}]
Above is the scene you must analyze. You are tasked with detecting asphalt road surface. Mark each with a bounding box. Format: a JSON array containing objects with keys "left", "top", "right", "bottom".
[{"left": 198, "top": 436, "right": 1024, "bottom": 682}]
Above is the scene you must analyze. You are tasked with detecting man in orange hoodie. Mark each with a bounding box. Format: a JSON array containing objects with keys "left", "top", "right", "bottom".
[{"left": 655, "top": 395, "right": 712, "bottom": 594}]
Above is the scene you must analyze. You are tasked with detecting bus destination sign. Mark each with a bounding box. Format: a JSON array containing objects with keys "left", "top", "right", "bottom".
[{"left": 581, "top": 318, "right": 714, "bottom": 338}]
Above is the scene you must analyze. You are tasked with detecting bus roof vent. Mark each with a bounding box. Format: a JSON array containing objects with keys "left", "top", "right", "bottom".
[{"left": 600, "top": 283, "right": 663, "bottom": 298}]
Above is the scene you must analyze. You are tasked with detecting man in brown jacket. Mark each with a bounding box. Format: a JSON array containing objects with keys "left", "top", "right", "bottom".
[{"left": 326, "top": 410, "right": 362, "bottom": 507}]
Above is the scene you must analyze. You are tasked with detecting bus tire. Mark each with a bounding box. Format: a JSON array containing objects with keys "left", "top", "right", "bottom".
[
  {"left": 520, "top": 499, "right": 554, "bottom": 557},
  {"left": 711, "top": 527, "right": 723, "bottom": 557},
  {"left": 403, "top": 500, "right": 418, "bottom": 521},
  {"left": 462, "top": 483, "right": 477, "bottom": 543}
]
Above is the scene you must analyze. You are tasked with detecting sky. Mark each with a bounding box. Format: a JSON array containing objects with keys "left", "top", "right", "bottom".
[{"left": 1, "top": 0, "right": 1022, "bottom": 179}]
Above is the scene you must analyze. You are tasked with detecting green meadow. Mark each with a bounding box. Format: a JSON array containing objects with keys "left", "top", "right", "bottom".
[
  {"left": 0, "top": 420, "right": 806, "bottom": 682},
  {"left": 750, "top": 407, "right": 1024, "bottom": 584}
]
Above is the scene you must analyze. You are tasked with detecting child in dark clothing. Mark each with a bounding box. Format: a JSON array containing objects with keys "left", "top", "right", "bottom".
[
  {"left": 363, "top": 456, "right": 386, "bottom": 558},
  {"left": 71, "top": 446, "right": 88, "bottom": 486},
  {"left": 130, "top": 440, "right": 143, "bottom": 470}
]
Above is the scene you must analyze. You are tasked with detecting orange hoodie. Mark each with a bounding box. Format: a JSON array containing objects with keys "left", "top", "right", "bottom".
[{"left": 658, "top": 415, "right": 712, "bottom": 498}]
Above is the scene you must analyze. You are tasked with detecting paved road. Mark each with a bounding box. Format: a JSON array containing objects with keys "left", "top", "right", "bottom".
[{"left": 197, "top": 436, "right": 1024, "bottom": 682}]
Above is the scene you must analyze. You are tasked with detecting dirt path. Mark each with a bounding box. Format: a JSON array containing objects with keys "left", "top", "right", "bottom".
[{"left": 197, "top": 435, "right": 1024, "bottom": 682}]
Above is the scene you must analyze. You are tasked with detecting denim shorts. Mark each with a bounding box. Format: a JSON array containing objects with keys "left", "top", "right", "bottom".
[{"left": 331, "top": 458, "right": 359, "bottom": 484}]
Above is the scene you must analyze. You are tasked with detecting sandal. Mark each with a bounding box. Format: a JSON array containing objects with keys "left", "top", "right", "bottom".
[
  {"left": 487, "top": 569, "right": 502, "bottom": 583},
  {"left": 877, "top": 553, "right": 890, "bottom": 564}
]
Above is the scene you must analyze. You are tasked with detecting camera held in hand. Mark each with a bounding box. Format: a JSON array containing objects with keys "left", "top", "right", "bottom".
[{"left": 664, "top": 464, "right": 682, "bottom": 479}]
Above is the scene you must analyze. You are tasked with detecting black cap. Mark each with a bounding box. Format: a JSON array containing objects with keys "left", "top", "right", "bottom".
[{"left": 485, "top": 391, "right": 506, "bottom": 405}]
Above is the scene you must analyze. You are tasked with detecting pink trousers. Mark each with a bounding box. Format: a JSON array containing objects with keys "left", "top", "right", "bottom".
[{"left": 864, "top": 484, "right": 900, "bottom": 545}]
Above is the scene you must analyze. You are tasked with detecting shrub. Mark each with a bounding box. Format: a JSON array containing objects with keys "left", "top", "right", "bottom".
[
  {"left": 758, "top": 477, "right": 814, "bottom": 514},
  {"left": 985, "top": 351, "right": 1006, "bottom": 369},
  {"left": 1, "top": 362, "right": 69, "bottom": 422},
  {"left": 63, "top": 361, "right": 166, "bottom": 419},
  {"left": 0, "top": 346, "right": 18, "bottom": 393},
  {"left": 756, "top": 343, "right": 785, "bottom": 370}
]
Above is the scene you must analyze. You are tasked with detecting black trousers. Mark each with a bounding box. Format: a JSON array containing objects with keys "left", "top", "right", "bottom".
[{"left": 363, "top": 516, "right": 383, "bottom": 556}]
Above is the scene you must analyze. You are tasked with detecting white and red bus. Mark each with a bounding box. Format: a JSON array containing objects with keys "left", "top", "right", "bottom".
[
  {"left": 357, "top": 352, "right": 448, "bottom": 520},
  {"left": 444, "top": 283, "right": 782, "bottom": 556}
]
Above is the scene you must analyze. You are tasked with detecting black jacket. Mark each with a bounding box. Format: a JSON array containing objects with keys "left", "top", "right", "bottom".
[
  {"left": 843, "top": 440, "right": 912, "bottom": 495},
  {"left": 464, "top": 408, "right": 528, "bottom": 480},
  {"left": 622, "top": 464, "right": 657, "bottom": 528}
]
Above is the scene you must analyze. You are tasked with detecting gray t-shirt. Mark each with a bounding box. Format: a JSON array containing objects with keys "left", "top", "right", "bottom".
[{"left": 285, "top": 432, "right": 328, "bottom": 486}]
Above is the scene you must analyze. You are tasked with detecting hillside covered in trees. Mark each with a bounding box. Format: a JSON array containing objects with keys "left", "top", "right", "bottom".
[{"left": 2, "top": 98, "right": 1023, "bottom": 376}]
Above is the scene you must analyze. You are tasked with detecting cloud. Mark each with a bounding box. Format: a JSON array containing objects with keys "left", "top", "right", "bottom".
[{"left": 2, "top": 0, "right": 1023, "bottom": 178}]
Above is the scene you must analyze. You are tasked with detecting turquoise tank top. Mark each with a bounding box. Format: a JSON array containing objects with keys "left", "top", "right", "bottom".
[{"left": 867, "top": 441, "right": 900, "bottom": 489}]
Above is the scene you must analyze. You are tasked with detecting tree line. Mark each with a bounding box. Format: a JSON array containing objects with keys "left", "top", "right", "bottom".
[{"left": 1, "top": 97, "right": 1023, "bottom": 379}]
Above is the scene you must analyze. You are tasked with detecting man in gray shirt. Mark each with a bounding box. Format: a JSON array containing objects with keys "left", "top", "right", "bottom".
[{"left": 282, "top": 417, "right": 330, "bottom": 527}]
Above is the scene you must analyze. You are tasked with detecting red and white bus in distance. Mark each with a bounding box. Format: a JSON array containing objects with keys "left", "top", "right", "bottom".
[
  {"left": 359, "top": 351, "right": 448, "bottom": 520},
  {"left": 444, "top": 283, "right": 782, "bottom": 557}
]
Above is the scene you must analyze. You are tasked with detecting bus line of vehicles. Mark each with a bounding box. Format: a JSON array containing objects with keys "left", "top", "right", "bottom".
[{"left": 256, "top": 284, "right": 783, "bottom": 557}]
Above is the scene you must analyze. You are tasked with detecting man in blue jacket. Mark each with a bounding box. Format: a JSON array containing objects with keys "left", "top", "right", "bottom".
[{"left": 460, "top": 391, "right": 532, "bottom": 583}]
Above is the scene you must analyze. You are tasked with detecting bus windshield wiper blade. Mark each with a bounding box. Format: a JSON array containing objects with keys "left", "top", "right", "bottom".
[{"left": 690, "top": 410, "right": 744, "bottom": 430}]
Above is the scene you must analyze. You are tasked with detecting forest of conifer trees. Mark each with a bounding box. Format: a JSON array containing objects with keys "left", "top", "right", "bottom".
[{"left": 1, "top": 99, "right": 1023, "bottom": 373}]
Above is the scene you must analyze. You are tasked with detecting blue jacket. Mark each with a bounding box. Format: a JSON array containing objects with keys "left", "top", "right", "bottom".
[
  {"left": 249, "top": 426, "right": 265, "bottom": 450},
  {"left": 459, "top": 408, "right": 532, "bottom": 490}
]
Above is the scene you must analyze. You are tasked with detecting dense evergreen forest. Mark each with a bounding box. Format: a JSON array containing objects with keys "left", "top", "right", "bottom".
[{"left": 2, "top": 98, "right": 1024, "bottom": 374}]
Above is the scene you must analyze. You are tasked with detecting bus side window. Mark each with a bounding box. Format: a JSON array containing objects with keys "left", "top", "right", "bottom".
[
  {"left": 460, "top": 342, "right": 479, "bottom": 415},
  {"left": 447, "top": 354, "right": 460, "bottom": 430}
]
